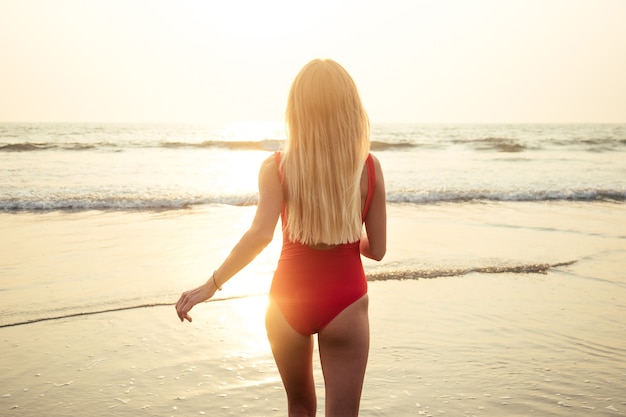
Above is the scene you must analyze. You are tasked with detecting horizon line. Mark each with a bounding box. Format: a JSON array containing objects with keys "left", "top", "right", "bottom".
[{"left": 1, "top": 120, "right": 625, "bottom": 125}]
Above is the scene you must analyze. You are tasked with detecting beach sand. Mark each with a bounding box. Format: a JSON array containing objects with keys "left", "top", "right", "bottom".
[{"left": 1, "top": 203, "right": 625, "bottom": 416}]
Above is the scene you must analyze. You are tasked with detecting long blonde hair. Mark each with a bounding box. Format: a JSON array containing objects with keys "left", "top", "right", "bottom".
[{"left": 282, "top": 59, "right": 370, "bottom": 245}]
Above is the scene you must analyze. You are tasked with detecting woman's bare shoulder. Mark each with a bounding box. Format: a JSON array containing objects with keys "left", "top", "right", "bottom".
[
  {"left": 258, "top": 153, "right": 281, "bottom": 185},
  {"left": 259, "top": 152, "right": 279, "bottom": 171}
]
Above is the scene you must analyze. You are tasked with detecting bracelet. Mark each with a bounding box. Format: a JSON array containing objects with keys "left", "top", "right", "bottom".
[{"left": 212, "top": 270, "right": 222, "bottom": 291}]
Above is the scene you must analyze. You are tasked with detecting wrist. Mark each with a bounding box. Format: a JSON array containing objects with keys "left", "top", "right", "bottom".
[{"left": 211, "top": 270, "right": 223, "bottom": 291}]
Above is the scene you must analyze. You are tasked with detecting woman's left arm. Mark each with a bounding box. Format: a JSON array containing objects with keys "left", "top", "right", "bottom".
[{"left": 175, "top": 155, "right": 283, "bottom": 322}]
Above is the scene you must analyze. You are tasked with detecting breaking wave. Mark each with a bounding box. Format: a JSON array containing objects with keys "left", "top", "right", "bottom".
[{"left": 2, "top": 189, "right": 623, "bottom": 212}]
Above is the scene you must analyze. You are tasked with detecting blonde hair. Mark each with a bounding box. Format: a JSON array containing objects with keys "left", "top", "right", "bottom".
[{"left": 282, "top": 59, "right": 370, "bottom": 245}]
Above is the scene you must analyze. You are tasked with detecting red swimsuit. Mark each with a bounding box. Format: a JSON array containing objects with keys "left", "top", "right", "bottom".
[{"left": 270, "top": 152, "right": 376, "bottom": 335}]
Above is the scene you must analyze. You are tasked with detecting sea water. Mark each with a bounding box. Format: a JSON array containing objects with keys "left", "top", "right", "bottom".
[
  {"left": 2, "top": 123, "right": 624, "bottom": 211},
  {"left": 1, "top": 122, "right": 625, "bottom": 327},
  {"left": 1, "top": 123, "right": 625, "bottom": 416}
]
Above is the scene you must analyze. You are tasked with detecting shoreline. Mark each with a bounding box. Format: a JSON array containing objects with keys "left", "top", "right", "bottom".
[
  {"left": 1, "top": 201, "right": 624, "bottom": 326},
  {"left": 1, "top": 200, "right": 625, "bottom": 415}
]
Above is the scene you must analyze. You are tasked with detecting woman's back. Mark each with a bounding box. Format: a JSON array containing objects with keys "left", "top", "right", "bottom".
[{"left": 275, "top": 151, "right": 376, "bottom": 251}]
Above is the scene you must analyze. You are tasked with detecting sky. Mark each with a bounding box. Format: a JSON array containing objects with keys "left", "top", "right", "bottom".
[{"left": 1, "top": 0, "right": 625, "bottom": 124}]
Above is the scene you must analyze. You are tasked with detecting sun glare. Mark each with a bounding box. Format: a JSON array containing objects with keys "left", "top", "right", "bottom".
[
  {"left": 220, "top": 121, "right": 286, "bottom": 142},
  {"left": 233, "top": 295, "right": 270, "bottom": 350},
  {"left": 186, "top": 1, "right": 328, "bottom": 42}
]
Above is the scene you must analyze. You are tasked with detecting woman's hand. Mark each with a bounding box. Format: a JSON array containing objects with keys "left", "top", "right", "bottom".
[
  {"left": 175, "top": 155, "right": 282, "bottom": 324},
  {"left": 175, "top": 281, "right": 217, "bottom": 323}
]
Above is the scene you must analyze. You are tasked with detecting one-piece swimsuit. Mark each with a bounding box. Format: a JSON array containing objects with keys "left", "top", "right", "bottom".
[{"left": 269, "top": 152, "right": 376, "bottom": 336}]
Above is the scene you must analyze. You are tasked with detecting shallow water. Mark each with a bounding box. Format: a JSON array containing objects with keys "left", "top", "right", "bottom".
[
  {"left": 1, "top": 202, "right": 625, "bottom": 416},
  {"left": 2, "top": 201, "right": 624, "bottom": 328},
  {"left": 1, "top": 123, "right": 625, "bottom": 415},
  {"left": 2, "top": 270, "right": 624, "bottom": 416},
  {"left": 365, "top": 275, "right": 626, "bottom": 416}
]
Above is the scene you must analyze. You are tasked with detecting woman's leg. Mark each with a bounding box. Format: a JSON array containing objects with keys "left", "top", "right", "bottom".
[
  {"left": 318, "top": 295, "right": 370, "bottom": 417},
  {"left": 266, "top": 300, "right": 317, "bottom": 417}
]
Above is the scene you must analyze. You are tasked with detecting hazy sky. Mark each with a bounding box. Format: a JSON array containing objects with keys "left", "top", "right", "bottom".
[{"left": 1, "top": 0, "right": 625, "bottom": 124}]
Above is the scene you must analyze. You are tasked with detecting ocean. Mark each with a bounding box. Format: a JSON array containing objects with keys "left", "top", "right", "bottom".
[
  {"left": 2, "top": 122, "right": 625, "bottom": 211},
  {"left": 1, "top": 122, "right": 625, "bottom": 416},
  {"left": 1, "top": 122, "right": 625, "bottom": 327}
]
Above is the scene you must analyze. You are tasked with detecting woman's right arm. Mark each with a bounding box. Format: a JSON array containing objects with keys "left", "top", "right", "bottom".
[
  {"left": 360, "top": 155, "right": 386, "bottom": 261},
  {"left": 175, "top": 155, "right": 282, "bottom": 322}
]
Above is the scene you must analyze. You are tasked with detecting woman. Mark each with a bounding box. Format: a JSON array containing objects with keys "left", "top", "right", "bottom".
[{"left": 176, "top": 59, "right": 387, "bottom": 417}]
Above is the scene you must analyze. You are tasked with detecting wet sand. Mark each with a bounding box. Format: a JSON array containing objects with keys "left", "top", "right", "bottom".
[
  {"left": 2, "top": 269, "right": 625, "bottom": 416},
  {"left": 1, "top": 202, "right": 625, "bottom": 416}
]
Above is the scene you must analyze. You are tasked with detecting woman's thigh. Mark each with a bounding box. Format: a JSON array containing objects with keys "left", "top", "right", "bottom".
[
  {"left": 318, "top": 295, "right": 370, "bottom": 417},
  {"left": 265, "top": 300, "right": 317, "bottom": 412}
]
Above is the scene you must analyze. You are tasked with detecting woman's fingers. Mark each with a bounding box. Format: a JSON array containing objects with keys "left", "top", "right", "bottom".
[
  {"left": 175, "top": 283, "right": 213, "bottom": 323},
  {"left": 176, "top": 291, "right": 194, "bottom": 322}
]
